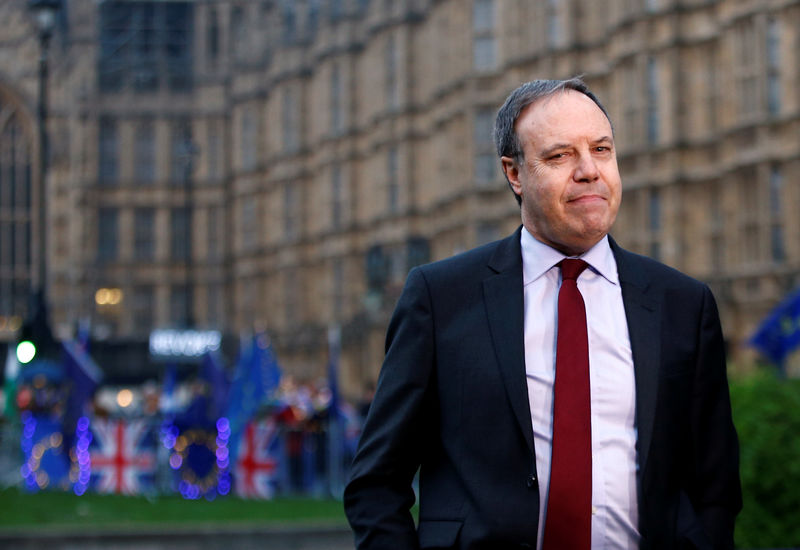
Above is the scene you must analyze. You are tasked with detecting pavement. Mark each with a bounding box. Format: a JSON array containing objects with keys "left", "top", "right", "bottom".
[{"left": 0, "top": 523, "right": 355, "bottom": 549}]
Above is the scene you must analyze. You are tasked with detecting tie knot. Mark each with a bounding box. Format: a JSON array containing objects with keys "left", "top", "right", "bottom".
[{"left": 559, "top": 258, "right": 589, "bottom": 281}]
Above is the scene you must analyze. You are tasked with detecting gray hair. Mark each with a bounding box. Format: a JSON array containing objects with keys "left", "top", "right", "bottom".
[{"left": 493, "top": 77, "right": 612, "bottom": 204}]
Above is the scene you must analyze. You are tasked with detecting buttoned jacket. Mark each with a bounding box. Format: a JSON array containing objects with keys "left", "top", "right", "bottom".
[{"left": 344, "top": 227, "right": 742, "bottom": 550}]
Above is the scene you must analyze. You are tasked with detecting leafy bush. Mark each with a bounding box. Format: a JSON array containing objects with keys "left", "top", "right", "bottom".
[{"left": 730, "top": 369, "right": 800, "bottom": 548}]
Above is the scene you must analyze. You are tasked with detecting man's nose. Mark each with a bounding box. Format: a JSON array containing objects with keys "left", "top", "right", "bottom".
[{"left": 573, "top": 153, "right": 599, "bottom": 182}]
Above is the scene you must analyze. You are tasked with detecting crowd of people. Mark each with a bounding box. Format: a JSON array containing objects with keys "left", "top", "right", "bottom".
[{"left": 2, "top": 347, "right": 373, "bottom": 499}]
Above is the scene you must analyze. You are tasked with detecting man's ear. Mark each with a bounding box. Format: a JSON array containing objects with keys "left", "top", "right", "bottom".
[{"left": 501, "top": 156, "right": 523, "bottom": 197}]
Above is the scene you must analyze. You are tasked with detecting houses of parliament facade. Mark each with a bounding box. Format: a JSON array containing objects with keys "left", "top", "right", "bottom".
[{"left": 1, "top": 0, "right": 798, "bottom": 392}]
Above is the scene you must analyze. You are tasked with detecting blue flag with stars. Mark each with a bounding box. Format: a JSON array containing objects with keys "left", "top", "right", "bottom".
[
  {"left": 225, "top": 333, "right": 281, "bottom": 468},
  {"left": 750, "top": 287, "right": 800, "bottom": 369}
]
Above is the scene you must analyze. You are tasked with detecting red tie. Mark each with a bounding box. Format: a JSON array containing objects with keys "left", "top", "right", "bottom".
[{"left": 542, "top": 259, "right": 592, "bottom": 550}]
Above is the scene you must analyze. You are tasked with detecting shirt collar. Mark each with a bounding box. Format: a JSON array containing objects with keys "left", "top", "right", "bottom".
[{"left": 520, "top": 228, "right": 619, "bottom": 286}]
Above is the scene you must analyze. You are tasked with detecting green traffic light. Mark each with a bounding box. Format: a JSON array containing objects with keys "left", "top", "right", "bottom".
[{"left": 16, "top": 340, "right": 36, "bottom": 364}]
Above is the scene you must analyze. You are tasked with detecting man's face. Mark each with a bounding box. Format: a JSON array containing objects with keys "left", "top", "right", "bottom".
[{"left": 501, "top": 90, "right": 622, "bottom": 256}]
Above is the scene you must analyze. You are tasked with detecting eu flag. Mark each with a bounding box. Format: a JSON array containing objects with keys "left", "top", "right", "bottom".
[
  {"left": 225, "top": 333, "right": 281, "bottom": 468},
  {"left": 202, "top": 351, "right": 230, "bottom": 421},
  {"left": 62, "top": 340, "right": 103, "bottom": 441},
  {"left": 750, "top": 288, "right": 800, "bottom": 369}
]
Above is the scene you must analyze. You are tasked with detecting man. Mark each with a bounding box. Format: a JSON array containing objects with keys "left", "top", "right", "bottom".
[{"left": 344, "top": 78, "right": 741, "bottom": 549}]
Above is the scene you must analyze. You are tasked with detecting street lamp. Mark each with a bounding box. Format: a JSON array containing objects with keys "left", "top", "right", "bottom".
[
  {"left": 22, "top": 0, "right": 61, "bottom": 358},
  {"left": 29, "top": 0, "right": 59, "bottom": 296}
]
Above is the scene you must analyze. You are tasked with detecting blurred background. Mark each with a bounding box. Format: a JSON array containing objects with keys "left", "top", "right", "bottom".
[{"left": 0, "top": 0, "right": 799, "bottom": 548}]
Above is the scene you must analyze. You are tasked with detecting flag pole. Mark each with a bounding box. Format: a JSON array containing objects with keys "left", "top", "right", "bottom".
[{"left": 327, "top": 324, "right": 344, "bottom": 499}]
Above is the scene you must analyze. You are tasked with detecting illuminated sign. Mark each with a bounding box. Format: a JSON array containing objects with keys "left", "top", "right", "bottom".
[{"left": 149, "top": 329, "right": 221, "bottom": 360}]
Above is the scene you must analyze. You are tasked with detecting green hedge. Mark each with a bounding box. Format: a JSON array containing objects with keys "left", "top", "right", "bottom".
[{"left": 730, "top": 369, "right": 800, "bottom": 548}]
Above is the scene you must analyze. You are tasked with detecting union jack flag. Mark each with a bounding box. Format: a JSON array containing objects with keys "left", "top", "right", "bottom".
[
  {"left": 90, "top": 418, "right": 157, "bottom": 495},
  {"left": 234, "top": 418, "right": 282, "bottom": 499}
]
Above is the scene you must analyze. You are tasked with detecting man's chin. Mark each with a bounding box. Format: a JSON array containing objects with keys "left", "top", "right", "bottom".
[
  {"left": 576, "top": 216, "right": 614, "bottom": 239},
  {"left": 563, "top": 229, "right": 610, "bottom": 255}
]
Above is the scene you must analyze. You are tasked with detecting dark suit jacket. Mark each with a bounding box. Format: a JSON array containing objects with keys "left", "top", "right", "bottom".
[{"left": 344, "top": 227, "right": 742, "bottom": 550}]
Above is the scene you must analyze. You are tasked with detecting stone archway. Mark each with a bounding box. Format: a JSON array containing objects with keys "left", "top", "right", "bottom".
[{"left": 0, "top": 86, "right": 36, "bottom": 324}]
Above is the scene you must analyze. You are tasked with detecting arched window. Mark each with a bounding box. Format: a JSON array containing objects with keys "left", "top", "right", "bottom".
[{"left": 0, "top": 90, "right": 34, "bottom": 320}]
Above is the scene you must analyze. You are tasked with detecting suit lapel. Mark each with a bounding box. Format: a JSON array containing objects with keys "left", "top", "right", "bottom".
[
  {"left": 611, "top": 239, "right": 661, "bottom": 476},
  {"left": 483, "top": 228, "right": 535, "bottom": 455}
]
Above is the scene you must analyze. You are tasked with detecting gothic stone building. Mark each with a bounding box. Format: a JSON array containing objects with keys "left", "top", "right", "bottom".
[{"left": 1, "top": 0, "right": 799, "bottom": 393}]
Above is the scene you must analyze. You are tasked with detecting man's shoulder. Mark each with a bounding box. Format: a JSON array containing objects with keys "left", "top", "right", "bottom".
[
  {"left": 611, "top": 239, "right": 709, "bottom": 292},
  {"left": 414, "top": 231, "right": 519, "bottom": 282}
]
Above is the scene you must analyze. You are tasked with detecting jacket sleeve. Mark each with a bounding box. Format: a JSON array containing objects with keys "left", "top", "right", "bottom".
[
  {"left": 689, "top": 286, "right": 742, "bottom": 549},
  {"left": 344, "top": 267, "right": 436, "bottom": 550}
]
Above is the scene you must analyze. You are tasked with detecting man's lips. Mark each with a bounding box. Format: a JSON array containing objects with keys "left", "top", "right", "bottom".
[{"left": 568, "top": 194, "right": 606, "bottom": 204}]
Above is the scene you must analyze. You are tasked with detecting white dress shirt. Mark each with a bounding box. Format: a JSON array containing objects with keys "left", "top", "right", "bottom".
[{"left": 521, "top": 228, "right": 640, "bottom": 550}]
